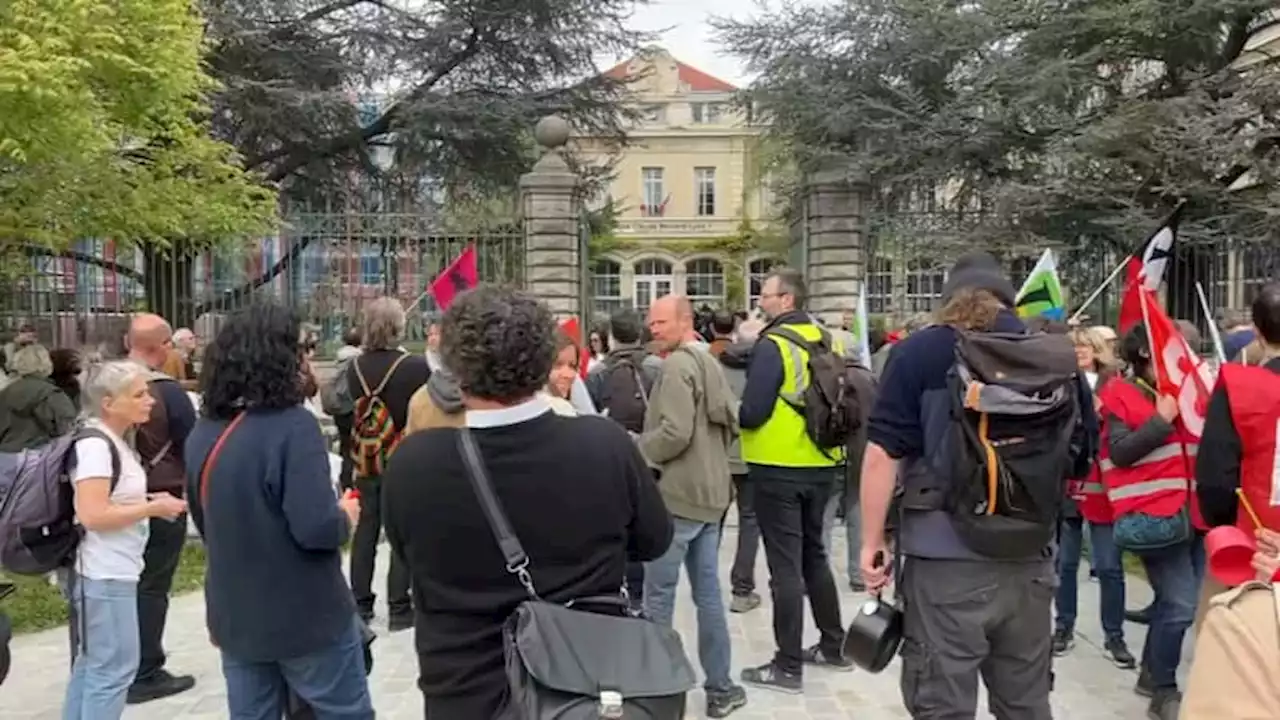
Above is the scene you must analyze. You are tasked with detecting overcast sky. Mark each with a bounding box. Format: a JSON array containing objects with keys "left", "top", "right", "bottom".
[{"left": 610, "top": 0, "right": 808, "bottom": 88}]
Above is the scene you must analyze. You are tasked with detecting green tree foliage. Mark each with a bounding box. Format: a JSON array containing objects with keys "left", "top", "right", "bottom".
[
  {"left": 0, "top": 0, "right": 277, "bottom": 254},
  {"left": 206, "top": 0, "right": 646, "bottom": 202},
  {"left": 715, "top": 1, "right": 1280, "bottom": 252}
]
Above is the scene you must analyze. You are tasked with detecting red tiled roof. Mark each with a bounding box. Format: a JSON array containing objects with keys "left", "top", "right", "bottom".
[{"left": 603, "top": 53, "right": 736, "bottom": 93}]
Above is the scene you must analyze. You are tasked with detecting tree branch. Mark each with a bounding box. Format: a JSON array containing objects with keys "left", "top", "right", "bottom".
[
  {"left": 23, "top": 246, "right": 145, "bottom": 282},
  {"left": 253, "top": 28, "right": 484, "bottom": 182}
]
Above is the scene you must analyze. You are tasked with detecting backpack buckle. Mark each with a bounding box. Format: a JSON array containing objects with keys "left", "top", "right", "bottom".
[{"left": 599, "top": 690, "right": 624, "bottom": 718}]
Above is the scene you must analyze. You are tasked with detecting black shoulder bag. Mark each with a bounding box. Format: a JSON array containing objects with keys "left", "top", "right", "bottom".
[{"left": 456, "top": 428, "right": 696, "bottom": 720}]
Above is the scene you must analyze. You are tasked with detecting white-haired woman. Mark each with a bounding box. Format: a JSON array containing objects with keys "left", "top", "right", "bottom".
[
  {"left": 0, "top": 343, "right": 78, "bottom": 452},
  {"left": 63, "top": 360, "right": 186, "bottom": 720}
]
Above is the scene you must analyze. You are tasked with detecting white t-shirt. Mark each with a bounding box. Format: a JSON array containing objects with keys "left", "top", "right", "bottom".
[{"left": 72, "top": 422, "right": 150, "bottom": 581}]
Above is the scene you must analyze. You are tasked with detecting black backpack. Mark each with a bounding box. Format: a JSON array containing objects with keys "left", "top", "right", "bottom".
[
  {"left": 767, "top": 327, "right": 863, "bottom": 454},
  {"left": 944, "top": 330, "right": 1080, "bottom": 559},
  {"left": 598, "top": 357, "right": 653, "bottom": 434}
]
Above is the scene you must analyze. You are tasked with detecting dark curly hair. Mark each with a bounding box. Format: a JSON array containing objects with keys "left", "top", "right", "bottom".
[
  {"left": 441, "top": 284, "right": 556, "bottom": 403},
  {"left": 200, "top": 299, "right": 306, "bottom": 418}
]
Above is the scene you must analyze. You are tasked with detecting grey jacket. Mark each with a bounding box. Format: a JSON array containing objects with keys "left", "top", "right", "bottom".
[{"left": 717, "top": 341, "right": 752, "bottom": 476}]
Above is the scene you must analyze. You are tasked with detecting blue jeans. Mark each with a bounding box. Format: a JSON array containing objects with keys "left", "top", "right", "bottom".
[
  {"left": 1138, "top": 540, "right": 1199, "bottom": 689},
  {"left": 643, "top": 517, "right": 733, "bottom": 690},
  {"left": 63, "top": 575, "right": 140, "bottom": 720},
  {"left": 221, "top": 618, "right": 373, "bottom": 719},
  {"left": 821, "top": 487, "right": 863, "bottom": 585},
  {"left": 1055, "top": 519, "right": 1125, "bottom": 641}
]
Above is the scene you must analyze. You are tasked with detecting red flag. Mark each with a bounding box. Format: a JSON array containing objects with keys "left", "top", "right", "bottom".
[
  {"left": 1139, "top": 288, "right": 1215, "bottom": 438},
  {"left": 1117, "top": 257, "right": 1143, "bottom": 335},
  {"left": 429, "top": 245, "right": 478, "bottom": 311}
]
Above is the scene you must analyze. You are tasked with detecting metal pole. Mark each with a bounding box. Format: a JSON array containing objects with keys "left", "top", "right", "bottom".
[{"left": 1069, "top": 257, "right": 1130, "bottom": 322}]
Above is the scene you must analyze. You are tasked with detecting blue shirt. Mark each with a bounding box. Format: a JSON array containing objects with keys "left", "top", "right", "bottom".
[{"left": 185, "top": 406, "right": 353, "bottom": 661}]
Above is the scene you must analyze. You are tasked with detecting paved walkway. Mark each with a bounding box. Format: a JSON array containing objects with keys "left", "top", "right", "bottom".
[{"left": 5, "top": 526, "right": 1162, "bottom": 719}]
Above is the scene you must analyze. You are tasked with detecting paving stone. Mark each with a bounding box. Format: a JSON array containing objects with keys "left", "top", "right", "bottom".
[{"left": 3, "top": 526, "right": 1166, "bottom": 718}]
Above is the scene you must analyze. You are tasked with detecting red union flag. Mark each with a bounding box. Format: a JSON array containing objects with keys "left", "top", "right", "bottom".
[{"left": 1138, "top": 288, "right": 1215, "bottom": 438}]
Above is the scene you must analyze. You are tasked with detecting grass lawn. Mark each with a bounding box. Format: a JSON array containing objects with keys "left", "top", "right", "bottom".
[{"left": 2, "top": 542, "right": 206, "bottom": 635}]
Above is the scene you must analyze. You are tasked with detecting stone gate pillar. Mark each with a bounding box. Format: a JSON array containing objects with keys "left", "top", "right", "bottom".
[
  {"left": 520, "top": 116, "right": 582, "bottom": 321},
  {"left": 797, "top": 169, "right": 867, "bottom": 324}
]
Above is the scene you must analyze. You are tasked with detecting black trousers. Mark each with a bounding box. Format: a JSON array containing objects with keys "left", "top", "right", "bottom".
[
  {"left": 728, "top": 473, "right": 760, "bottom": 596},
  {"left": 751, "top": 469, "right": 844, "bottom": 675},
  {"left": 333, "top": 413, "right": 355, "bottom": 491},
  {"left": 136, "top": 513, "right": 188, "bottom": 682},
  {"left": 349, "top": 475, "right": 411, "bottom": 616}
]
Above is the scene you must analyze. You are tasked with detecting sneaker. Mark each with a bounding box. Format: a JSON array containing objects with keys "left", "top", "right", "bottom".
[
  {"left": 126, "top": 669, "right": 196, "bottom": 705},
  {"left": 1050, "top": 628, "right": 1074, "bottom": 656},
  {"left": 388, "top": 610, "right": 415, "bottom": 632},
  {"left": 801, "top": 643, "right": 855, "bottom": 672},
  {"left": 705, "top": 683, "right": 748, "bottom": 718},
  {"left": 1134, "top": 668, "right": 1155, "bottom": 698},
  {"left": 1147, "top": 687, "right": 1181, "bottom": 720},
  {"left": 740, "top": 662, "right": 802, "bottom": 695},
  {"left": 729, "top": 593, "right": 762, "bottom": 614},
  {"left": 1103, "top": 637, "right": 1137, "bottom": 669},
  {"left": 357, "top": 607, "right": 375, "bottom": 623}
]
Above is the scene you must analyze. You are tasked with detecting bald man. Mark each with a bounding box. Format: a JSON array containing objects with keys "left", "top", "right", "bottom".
[
  {"left": 638, "top": 294, "right": 748, "bottom": 716},
  {"left": 125, "top": 314, "right": 198, "bottom": 703}
]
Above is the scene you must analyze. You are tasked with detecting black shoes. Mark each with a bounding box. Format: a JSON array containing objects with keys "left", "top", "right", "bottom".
[
  {"left": 126, "top": 669, "right": 196, "bottom": 705},
  {"left": 1050, "top": 628, "right": 1074, "bottom": 656},
  {"left": 388, "top": 609, "right": 415, "bottom": 633},
  {"left": 741, "top": 662, "right": 802, "bottom": 695},
  {"left": 1103, "top": 637, "right": 1137, "bottom": 669},
  {"left": 1147, "top": 687, "right": 1182, "bottom": 720},
  {"left": 801, "top": 643, "right": 855, "bottom": 672},
  {"left": 705, "top": 683, "right": 747, "bottom": 717}
]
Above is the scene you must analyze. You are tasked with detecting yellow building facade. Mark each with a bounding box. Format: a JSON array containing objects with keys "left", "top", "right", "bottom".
[{"left": 574, "top": 48, "right": 785, "bottom": 319}]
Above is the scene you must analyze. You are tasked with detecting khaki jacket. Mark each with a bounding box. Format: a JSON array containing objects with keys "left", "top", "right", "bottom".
[
  {"left": 405, "top": 384, "right": 465, "bottom": 433},
  {"left": 1181, "top": 581, "right": 1280, "bottom": 719},
  {"left": 638, "top": 344, "right": 738, "bottom": 524}
]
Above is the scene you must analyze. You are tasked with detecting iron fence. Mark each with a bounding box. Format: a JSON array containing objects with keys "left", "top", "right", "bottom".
[{"left": 1, "top": 212, "right": 525, "bottom": 357}]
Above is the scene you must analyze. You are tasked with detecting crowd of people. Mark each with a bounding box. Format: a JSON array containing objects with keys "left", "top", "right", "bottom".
[{"left": 1, "top": 251, "right": 1279, "bottom": 720}]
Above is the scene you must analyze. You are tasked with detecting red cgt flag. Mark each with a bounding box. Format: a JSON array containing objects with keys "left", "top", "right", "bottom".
[
  {"left": 429, "top": 245, "right": 478, "bottom": 311},
  {"left": 1138, "top": 287, "right": 1215, "bottom": 439}
]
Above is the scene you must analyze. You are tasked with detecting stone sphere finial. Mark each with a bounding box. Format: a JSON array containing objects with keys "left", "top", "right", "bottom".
[{"left": 534, "top": 115, "right": 570, "bottom": 149}]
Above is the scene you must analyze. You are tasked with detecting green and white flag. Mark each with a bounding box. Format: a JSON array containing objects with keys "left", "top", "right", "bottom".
[{"left": 1015, "top": 249, "right": 1065, "bottom": 321}]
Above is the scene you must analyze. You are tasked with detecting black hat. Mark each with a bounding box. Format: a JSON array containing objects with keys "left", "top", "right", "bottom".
[{"left": 941, "top": 252, "right": 1017, "bottom": 307}]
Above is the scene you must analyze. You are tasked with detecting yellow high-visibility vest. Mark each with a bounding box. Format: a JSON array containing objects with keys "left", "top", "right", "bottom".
[{"left": 741, "top": 322, "right": 846, "bottom": 468}]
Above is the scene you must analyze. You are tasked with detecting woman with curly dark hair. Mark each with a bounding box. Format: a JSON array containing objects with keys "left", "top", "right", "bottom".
[
  {"left": 382, "top": 284, "right": 673, "bottom": 719},
  {"left": 184, "top": 300, "right": 371, "bottom": 718}
]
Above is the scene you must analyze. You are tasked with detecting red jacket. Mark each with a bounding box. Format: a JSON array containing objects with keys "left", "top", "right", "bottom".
[{"left": 1098, "top": 378, "right": 1199, "bottom": 524}]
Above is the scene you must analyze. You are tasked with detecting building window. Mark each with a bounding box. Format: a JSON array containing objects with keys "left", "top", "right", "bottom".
[
  {"left": 634, "top": 258, "right": 674, "bottom": 315},
  {"left": 691, "top": 102, "right": 722, "bottom": 124},
  {"left": 695, "top": 167, "right": 716, "bottom": 217},
  {"left": 641, "top": 167, "right": 666, "bottom": 217},
  {"left": 905, "top": 258, "right": 946, "bottom": 313},
  {"left": 640, "top": 104, "right": 666, "bottom": 123},
  {"left": 686, "top": 258, "right": 725, "bottom": 308},
  {"left": 590, "top": 258, "right": 625, "bottom": 315},
  {"left": 748, "top": 257, "right": 780, "bottom": 310},
  {"left": 867, "top": 256, "right": 893, "bottom": 314}
]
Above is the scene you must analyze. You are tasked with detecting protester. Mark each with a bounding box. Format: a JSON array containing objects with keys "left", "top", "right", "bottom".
[
  {"left": 323, "top": 327, "right": 363, "bottom": 490},
  {"left": 820, "top": 336, "right": 878, "bottom": 593},
  {"left": 172, "top": 328, "right": 198, "bottom": 380},
  {"left": 585, "top": 308, "right": 660, "bottom": 433},
  {"left": 63, "top": 360, "right": 186, "bottom": 720},
  {"left": 738, "top": 268, "right": 852, "bottom": 694},
  {"left": 1058, "top": 326, "right": 1135, "bottom": 668},
  {"left": 0, "top": 343, "right": 77, "bottom": 452},
  {"left": 1, "top": 322, "right": 38, "bottom": 375},
  {"left": 49, "top": 348, "right": 84, "bottom": 411},
  {"left": 637, "top": 295, "right": 747, "bottom": 718},
  {"left": 346, "top": 298, "right": 429, "bottom": 631},
  {"left": 124, "top": 314, "right": 198, "bottom": 704},
  {"left": 1194, "top": 281, "right": 1280, "bottom": 623},
  {"left": 543, "top": 333, "right": 583, "bottom": 416},
  {"left": 185, "top": 301, "right": 370, "bottom": 718},
  {"left": 712, "top": 311, "right": 763, "bottom": 614},
  {"left": 859, "top": 252, "right": 1089, "bottom": 719},
  {"left": 381, "top": 284, "right": 673, "bottom": 718},
  {"left": 424, "top": 316, "right": 443, "bottom": 372},
  {"left": 1099, "top": 325, "right": 1200, "bottom": 719},
  {"left": 587, "top": 326, "right": 609, "bottom": 372}
]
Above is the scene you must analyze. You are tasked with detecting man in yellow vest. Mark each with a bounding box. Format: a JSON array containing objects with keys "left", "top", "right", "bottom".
[{"left": 737, "top": 267, "right": 852, "bottom": 694}]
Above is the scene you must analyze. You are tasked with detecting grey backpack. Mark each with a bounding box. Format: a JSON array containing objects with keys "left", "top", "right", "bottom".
[
  {"left": 0, "top": 428, "right": 120, "bottom": 576},
  {"left": 320, "top": 356, "right": 356, "bottom": 417}
]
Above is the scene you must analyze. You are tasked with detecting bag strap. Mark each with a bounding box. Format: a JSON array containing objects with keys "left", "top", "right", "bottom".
[
  {"left": 198, "top": 414, "right": 247, "bottom": 507},
  {"left": 357, "top": 353, "right": 410, "bottom": 401},
  {"left": 75, "top": 427, "right": 122, "bottom": 493},
  {"left": 147, "top": 440, "right": 172, "bottom": 469},
  {"left": 457, "top": 427, "right": 538, "bottom": 599}
]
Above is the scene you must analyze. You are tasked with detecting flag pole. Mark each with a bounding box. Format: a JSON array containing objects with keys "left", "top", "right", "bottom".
[
  {"left": 1068, "top": 258, "right": 1130, "bottom": 323},
  {"left": 1194, "top": 282, "right": 1228, "bottom": 364},
  {"left": 1137, "top": 286, "right": 1162, "bottom": 387}
]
